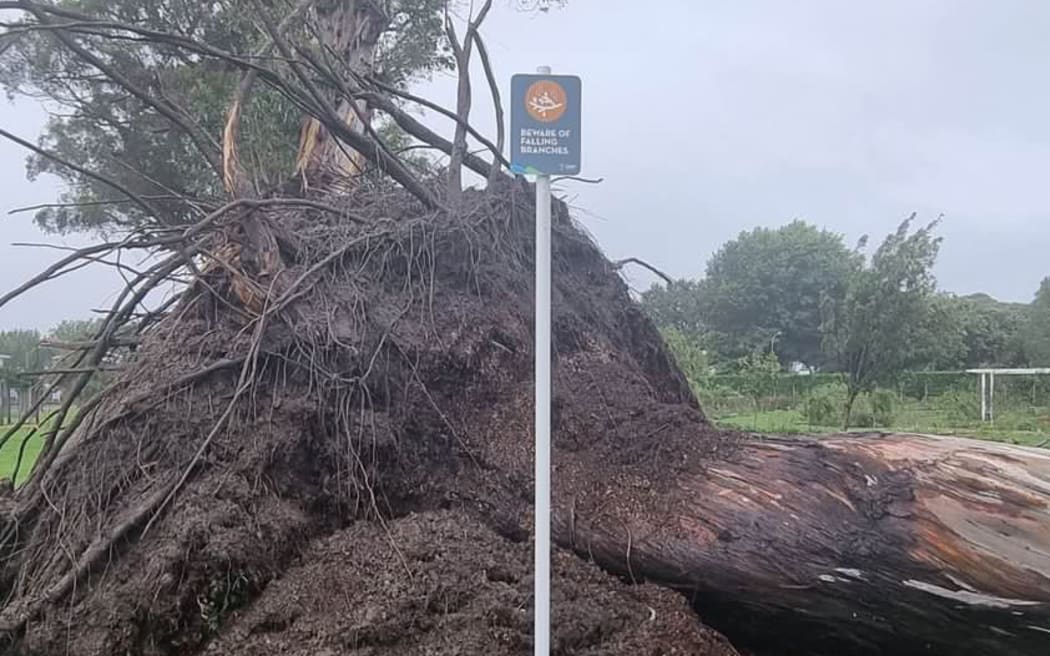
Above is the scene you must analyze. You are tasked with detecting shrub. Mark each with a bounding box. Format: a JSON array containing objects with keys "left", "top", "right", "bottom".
[
  {"left": 660, "top": 327, "right": 710, "bottom": 384},
  {"left": 805, "top": 383, "right": 846, "bottom": 426},
  {"left": 869, "top": 389, "right": 896, "bottom": 427}
]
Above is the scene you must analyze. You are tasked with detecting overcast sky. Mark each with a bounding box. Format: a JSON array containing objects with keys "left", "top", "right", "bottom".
[{"left": 2, "top": 0, "right": 1049, "bottom": 330}]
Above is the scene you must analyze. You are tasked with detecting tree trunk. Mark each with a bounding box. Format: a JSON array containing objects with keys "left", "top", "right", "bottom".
[
  {"left": 555, "top": 433, "right": 1050, "bottom": 656},
  {"left": 843, "top": 388, "right": 859, "bottom": 429},
  {"left": 295, "top": 0, "right": 387, "bottom": 187}
]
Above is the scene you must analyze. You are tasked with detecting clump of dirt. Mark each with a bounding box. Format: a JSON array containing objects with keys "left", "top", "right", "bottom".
[
  {"left": 0, "top": 185, "right": 741, "bottom": 655},
  {"left": 209, "top": 510, "right": 737, "bottom": 655}
]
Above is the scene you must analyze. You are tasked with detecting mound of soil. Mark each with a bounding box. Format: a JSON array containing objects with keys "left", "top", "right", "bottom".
[
  {"left": 0, "top": 187, "right": 741, "bottom": 654},
  {"left": 209, "top": 510, "right": 737, "bottom": 655}
]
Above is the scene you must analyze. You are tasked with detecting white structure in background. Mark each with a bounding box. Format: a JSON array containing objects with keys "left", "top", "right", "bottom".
[
  {"left": 967, "top": 368, "right": 1050, "bottom": 422},
  {"left": 0, "top": 354, "right": 10, "bottom": 422}
]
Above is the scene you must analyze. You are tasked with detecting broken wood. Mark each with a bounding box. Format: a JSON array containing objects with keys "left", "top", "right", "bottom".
[{"left": 294, "top": 0, "right": 388, "bottom": 186}]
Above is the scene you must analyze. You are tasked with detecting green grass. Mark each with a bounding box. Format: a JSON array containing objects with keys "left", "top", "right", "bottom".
[
  {"left": 0, "top": 425, "right": 46, "bottom": 485},
  {"left": 714, "top": 408, "right": 1049, "bottom": 447}
]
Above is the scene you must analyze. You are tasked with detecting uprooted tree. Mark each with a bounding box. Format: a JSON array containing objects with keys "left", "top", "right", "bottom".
[{"left": 0, "top": 2, "right": 1048, "bottom": 655}]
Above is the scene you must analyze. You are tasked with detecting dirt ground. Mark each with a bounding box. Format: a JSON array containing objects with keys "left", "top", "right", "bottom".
[{"left": 209, "top": 510, "right": 737, "bottom": 656}]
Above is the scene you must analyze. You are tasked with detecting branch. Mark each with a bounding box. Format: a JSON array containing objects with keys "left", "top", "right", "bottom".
[
  {"left": 8, "top": 195, "right": 196, "bottom": 216},
  {"left": 446, "top": 0, "right": 493, "bottom": 203},
  {"left": 40, "top": 337, "right": 139, "bottom": 350},
  {"left": 23, "top": 253, "right": 188, "bottom": 492},
  {"left": 20, "top": 366, "right": 123, "bottom": 376},
  {"left": 363, "top": 91, "right": 496, "bottom": 180},
  {"left": 474, "top": 29, "right": 504, "bottom": 186},
  {"left": 5, "top": 1, "right": 503, "bottom": 197},
  {"left": 0, "top": 127, "right": 156, "bottom": 218},
  {"left": 21, "top": 5, "right": 223, "bottom": 181},
  {"left": 0, "top": 198, "right": 331, "bottom": 313},
  {"left": 612, "top": 258, "right": 674, "bottom": 285},
  {"left": 365, "top": 77, "right": 509, "bottom": 169}
]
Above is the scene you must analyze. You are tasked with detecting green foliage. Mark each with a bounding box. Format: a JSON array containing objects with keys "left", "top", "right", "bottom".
[
  {"left": 736, "top": 351, "right": 780, "bottom": 409},
  {"left": 1, "top": 0, "right": 452, "bottom": 234},
  {"left": 701, "top": 220, "right": 859, "bottom": 368},
  {"left": 821, "top": 216, "right": 943, "bottom": 427},
  {"left": 956, "top": 293, "right": 1028, "bottom": 367},
  {"left": 49, "top": 317, "right": 104, "bottom": 344},
  {"left": 869, "top": 389, "right": 896, "bottom": 427},
  {"left": 660, "top": 327, "right": 709, "bottom": 383},
  {"left": 0, "top": 318, "right": 117, "bottom": 403},
  {"left": 1022, "top": 277, "right": 1050, "bottom": 365},
  {"left": 0, "top": 330, "right": 46, "bottom": 384},
  {"left": 804, "top": 382, "right": 845, "bottom": 426},
  {"left": 640, "top": 280, "right": 707, "bottom": 341}
]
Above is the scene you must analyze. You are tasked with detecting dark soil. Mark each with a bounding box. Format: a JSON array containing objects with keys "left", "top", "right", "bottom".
[
  {"left": 209, "top": 510, "right": 737, "bottom": 656},
  {"left": 0, "top": 185, "right": 742, "bottom": 655}
]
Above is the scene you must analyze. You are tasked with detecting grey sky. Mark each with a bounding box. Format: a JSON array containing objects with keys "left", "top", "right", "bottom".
[{"left": 2, "top": 0, "right": 1049, "bottom": 330}]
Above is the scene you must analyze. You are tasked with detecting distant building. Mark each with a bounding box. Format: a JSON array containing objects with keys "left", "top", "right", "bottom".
[{"left": 0, "top": 354, "right": 10, "bottom": 368}]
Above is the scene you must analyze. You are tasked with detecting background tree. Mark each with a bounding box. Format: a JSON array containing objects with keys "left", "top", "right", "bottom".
[
  {"left": 910, "top": 293, "right": 967, "bottom": 370},
  {"left": 0, "top": 330, "right": 46, "bottom": 382},
  {"left": 820, "top": 216, "right": 942, "bottom": 428},
  {"left": 1021, "top": 277, "right": 1050, "bottom": 365},
  {"left": 639, "top": 279, "right": 707, "bottom": 341},
  {"left": 658, "top": 326, "right": 710, "bottom": 385},
  {"left": 0, "top": 0, "right": 452, "bottom": 234},
  {"left": 930, "top": 293, "right": 1028, "bottom": 369},
  {"left": 699, "top": 220, "right": 859, "bottom": 369},
  {"left": 736, "top": 349, "right": 781, "bottom": 427}
]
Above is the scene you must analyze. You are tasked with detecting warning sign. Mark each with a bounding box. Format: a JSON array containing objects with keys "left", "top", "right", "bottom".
[{"left": 510, "top": 74, "right": 581, "bottom": 176}]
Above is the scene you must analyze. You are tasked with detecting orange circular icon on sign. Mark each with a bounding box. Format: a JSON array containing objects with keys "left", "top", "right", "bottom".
[{"left": 525, "top": 80, "right": 568, "bottom": 123}]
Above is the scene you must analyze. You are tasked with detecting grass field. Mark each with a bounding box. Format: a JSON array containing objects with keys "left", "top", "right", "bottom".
[
  {"left": 0, "top": 426, "right": 46, "bottom": 485},
  {"left": 715, "top": 408, "right": 1050, "bottom": 447}
]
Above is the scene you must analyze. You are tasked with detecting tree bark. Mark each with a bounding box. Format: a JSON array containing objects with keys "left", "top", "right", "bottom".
[
  {"left": 555, "top": 433, "right": 1050, "bottom": 656},
  {"left": 295, "top": 0, "right": 388, "bottom": 187}
]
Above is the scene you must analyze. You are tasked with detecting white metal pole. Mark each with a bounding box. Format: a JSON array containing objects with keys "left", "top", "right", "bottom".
[{"left": 534, "top": 64, "right": 552, "bottom": 656}]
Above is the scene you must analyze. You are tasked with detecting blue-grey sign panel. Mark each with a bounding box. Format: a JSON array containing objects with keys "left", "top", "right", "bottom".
[{"left": 510, "top": 74, "right": 581, "bottom": 176}]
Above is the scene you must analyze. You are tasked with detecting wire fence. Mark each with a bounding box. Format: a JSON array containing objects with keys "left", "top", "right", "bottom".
[
  {"left": 0, "top": 380, "right": 60, "bottom": 425},
  {"left": 698, "top": 371, "right": 1050, "bottom": 438}
]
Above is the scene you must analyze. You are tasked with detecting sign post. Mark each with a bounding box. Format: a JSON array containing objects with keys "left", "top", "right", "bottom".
[{"left": 510, "top": 67, "right": 582, "bottom": 656}]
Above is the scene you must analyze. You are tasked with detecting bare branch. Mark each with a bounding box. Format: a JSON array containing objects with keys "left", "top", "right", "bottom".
[
  {"left": 20, "top": 366, "right": 123, "bottom": 376},
  {"left": 365, "top": 77, "right": 509, "bottom": 170},
  {"left": 474, "top": 30, "right": 505, "bottom": 186},
  {"left": 0, "top": 127, "right": 157, "bottom": 218},
  {"left": 612, "top": 258, "right": 675, "bottom": 285},
  {"left": 446, "top": 0, "right": 493, "bottom": 204},
  {"left": 553, "top": 175, "right": 605, "bottom": 185},
  {"left": 8, "top": 195, "right": 197, "bottom": 216},
  {"left": 40, "top": 337, "right": 139, "bottom": 350},
  {"left": 363, "top": 91, "right": 496, "bottom": 180}
]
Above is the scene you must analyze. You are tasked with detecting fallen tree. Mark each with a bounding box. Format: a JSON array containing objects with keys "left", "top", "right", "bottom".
[
  {"left": 0, "top": 190, "right": 1047, "bottom": 655},
  {"left": 558, "top": 432, "right": 1050, "bottom": 655},
  {"left": 0, "top": 3, "right": 1048, "bottom": 656}
]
